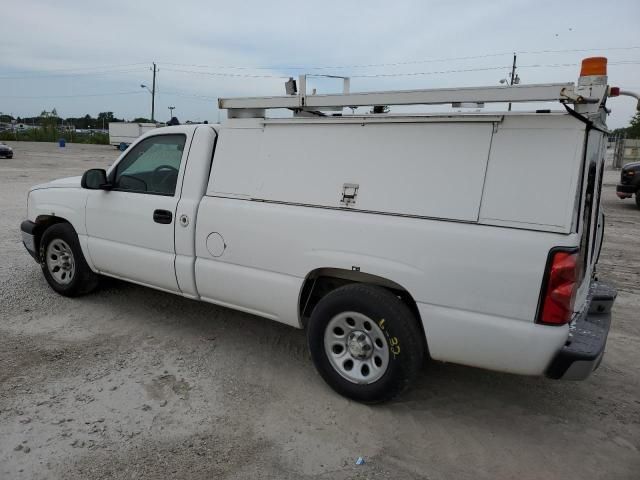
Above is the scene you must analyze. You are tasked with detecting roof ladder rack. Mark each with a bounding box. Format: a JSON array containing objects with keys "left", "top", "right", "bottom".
[{"left": 219, "top": 77, "right": 598, "bottom": 118}]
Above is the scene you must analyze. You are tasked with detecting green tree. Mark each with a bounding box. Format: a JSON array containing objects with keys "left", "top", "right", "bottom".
[
  {"left": 628, "top": 112, "right": 640, "bottom": 139},
  {"left": 40, "top": 109, "right": 58, "bottom": 128},
  {"left": 612, "top": 112, "right": 640, "bottom": 140}
]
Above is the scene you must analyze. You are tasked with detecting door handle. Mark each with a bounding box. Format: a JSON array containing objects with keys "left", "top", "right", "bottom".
[{"left": 153, "top": 209, "right": 173, "bottom": 224}]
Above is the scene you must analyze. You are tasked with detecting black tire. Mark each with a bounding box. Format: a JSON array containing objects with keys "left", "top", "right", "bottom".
[
  {"left": 635, "top": 192, "right": 640, "bottom": 209},
  {"left": 307, "top": 284, "right": 424, "bottom": 403},
  {"left": 39, "top": 223, "right": 99, "bottom": 297}
]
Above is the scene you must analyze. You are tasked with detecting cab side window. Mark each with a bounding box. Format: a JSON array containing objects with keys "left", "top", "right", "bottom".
[{"left": 113, "top": 134, "right": 186, "bottom": 195}]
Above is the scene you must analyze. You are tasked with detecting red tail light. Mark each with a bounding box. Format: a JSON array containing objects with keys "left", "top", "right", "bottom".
[{"left": 537, "top": 249, "right": 581, "bottom": 326}]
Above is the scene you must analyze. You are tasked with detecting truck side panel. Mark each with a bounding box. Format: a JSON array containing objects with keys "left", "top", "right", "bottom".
[
  {"left": 194, "top": 197, "right": 574, "bottom": 373},
  {"left": 193, "top": 114, "right": 591, "bottom": 375}
]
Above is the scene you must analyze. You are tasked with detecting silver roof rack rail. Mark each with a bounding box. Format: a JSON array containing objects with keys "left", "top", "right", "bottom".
[{"left": 218, "top": 76, "right": 598, "bottom": 118}]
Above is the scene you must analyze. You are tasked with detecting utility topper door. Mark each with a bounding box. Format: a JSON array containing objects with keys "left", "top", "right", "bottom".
[{"left": 208, "top": 120, "right": 494, "bottom": 222}]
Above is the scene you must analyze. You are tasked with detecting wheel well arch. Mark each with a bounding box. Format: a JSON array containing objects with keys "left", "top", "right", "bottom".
[
  {"left": 298, "top": 268, "right": 424, "bottom": 338},
  {"left": 32, "top": 215, "right": 71, "bottom": 252}
]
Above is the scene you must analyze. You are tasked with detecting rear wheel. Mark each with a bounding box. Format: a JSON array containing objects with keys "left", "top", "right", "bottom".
[
  {"left": 39, "top": 223, "right": 99, "bottom": 296},
  {"left": 307, "top": 284, "right": 424, "bottom": 403},
  {"left": 635, "top": 192, "right": 640, "bottom": 209}
]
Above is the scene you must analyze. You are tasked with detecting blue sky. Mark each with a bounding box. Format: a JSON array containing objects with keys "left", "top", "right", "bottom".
[{"left": 1, "top": 0, "right": 639, "bottom": 127}]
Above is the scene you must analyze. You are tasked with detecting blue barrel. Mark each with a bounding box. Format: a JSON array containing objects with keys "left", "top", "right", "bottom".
[{"left": 58, "top": 138, "right": 66, "bottom": 147}]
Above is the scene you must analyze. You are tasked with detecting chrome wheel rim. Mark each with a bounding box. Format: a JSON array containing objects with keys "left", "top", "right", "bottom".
[
  {"left": 45, "top": 239, "right": 75, "bottom": 285},
  {"left": 324, "top": 311, "right": 390, "bottom": 384}
]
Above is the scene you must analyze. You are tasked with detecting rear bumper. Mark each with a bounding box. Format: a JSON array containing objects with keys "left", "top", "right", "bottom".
[
  {"left": 616, "top": 184, "right": 636, "bottom": 198},
  {"left": 20, "top": 220, "right": 39, "bottom": 261},
  {"left": 545, "top": 281, "right": 616, "bottom": 380}
]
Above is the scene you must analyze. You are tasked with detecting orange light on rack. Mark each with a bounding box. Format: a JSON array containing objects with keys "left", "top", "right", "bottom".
[{"left": 580, "top": 57, "right": 607, "bottom": 77}]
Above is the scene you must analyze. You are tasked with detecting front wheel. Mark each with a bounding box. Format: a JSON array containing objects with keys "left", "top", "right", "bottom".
[
  {"left": 307, "top": 284, "right": 424, "bottom": 403},
  {"left": 39, "top": 223, "right": 99, "bottom": 296}
]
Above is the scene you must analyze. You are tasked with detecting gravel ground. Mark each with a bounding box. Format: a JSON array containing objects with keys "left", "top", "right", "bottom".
[{"left": 1, "top": 141, "right": 639, "bottom": 480}]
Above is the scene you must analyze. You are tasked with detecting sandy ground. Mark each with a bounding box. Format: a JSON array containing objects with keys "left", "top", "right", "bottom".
[{"left": 0, "top": 141, "right": 638, "bottom": 480}]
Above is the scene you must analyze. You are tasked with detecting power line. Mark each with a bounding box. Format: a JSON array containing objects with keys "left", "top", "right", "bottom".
[
  {"left": 0, "top": 68, "right": 149, "bottom": 80},
  {"left": 158, "top": 55, "right": 509, "bottom": 71},
  {"left": 517, "top": 46, "right": 640, "bottom": 56},
  {"left": 161, "top": 67, "right": 289, "bottom": 79},
  {"left": 517, "top": 60, "right": 640, "bottom": 69},
  {"left": 159, "top": 61, "right": 639, "bottom": 81},
  {"left": 0, "top": 62, "right": 148, "bottom": 75},
  {"left": 0, "top": 91, "right": 145, "bottom": 99},
  {"left": 1, "top": 45, "right": 638, "bottom": 81},
  {"left": 158, "top": 46, "right": 640, "bottom": 72},
  {"left": 4, "top": 60, "right": 638, "bottom": 100},
  {"left": 157, "top": 91, "right": 217, "bottom": 101},
  {"left": 1, "top": 55, "right": 637, "bottom": 104},
  {"left": 161, "top": 65, "right": 512, "bottom": 80},
  {"left": 349, "top": 66, "right": 510, "bottom": 79}
]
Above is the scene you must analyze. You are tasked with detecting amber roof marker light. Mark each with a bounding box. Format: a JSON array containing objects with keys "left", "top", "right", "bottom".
[{"left": 580, "top": 57, "right": 607, "bottom": 77}]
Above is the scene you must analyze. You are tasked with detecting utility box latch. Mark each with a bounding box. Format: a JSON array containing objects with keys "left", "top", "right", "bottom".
[{"left": 341, "top": 183, "right": 359, "bottom": 206}]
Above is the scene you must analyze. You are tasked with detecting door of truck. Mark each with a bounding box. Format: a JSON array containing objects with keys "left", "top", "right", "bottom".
[
  {"left": 85, "top": 129, "right": 194, "bottom": 292},
  {"left": 574, "top": 128, "right": 607, "bottom": 308}
]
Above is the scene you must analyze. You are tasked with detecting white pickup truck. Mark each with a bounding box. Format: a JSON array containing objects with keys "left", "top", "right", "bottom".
[{"left": 21, "top": 58, "right": 629, "bottom": 402}]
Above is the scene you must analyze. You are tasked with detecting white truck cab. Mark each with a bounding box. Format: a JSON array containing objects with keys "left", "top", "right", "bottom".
[{"left": 21, "top": 58, "right": 632, "bottom": 402}]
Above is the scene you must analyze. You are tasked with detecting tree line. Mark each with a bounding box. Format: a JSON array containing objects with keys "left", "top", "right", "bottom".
[
  {"left": 0, "top": 110, "right": 153, "bottom": 129},
  {"left": 609, "top": 112, "right": 640, "bottom": 139}
]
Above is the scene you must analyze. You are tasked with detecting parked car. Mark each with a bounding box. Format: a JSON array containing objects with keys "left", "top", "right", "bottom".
[
  {"left": 616, "top": 161, "right": 640, "bottom": 208},
  {"left": 0, "top": 142, "right": 13, "bottom": 158},
  {"left": 20, "top": 58, "right": 628, "bottom": 402}
]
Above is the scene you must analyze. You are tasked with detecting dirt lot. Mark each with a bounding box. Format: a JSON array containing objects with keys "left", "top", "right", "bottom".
[{"left": 1, "top": 141, "right": 638, "bottom": 479}]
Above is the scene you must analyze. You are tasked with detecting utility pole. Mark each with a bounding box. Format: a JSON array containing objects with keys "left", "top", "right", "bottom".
[
  {"left": 151, "top": 62, "right": 157, "bottom": 122},
  {"left": 508, "top": 53, "right": 517, "bottom": 111}
]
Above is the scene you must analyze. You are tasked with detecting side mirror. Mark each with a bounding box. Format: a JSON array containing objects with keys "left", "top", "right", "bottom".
[{"left": 81, "top": 169, "right": 111, "bottom": 190}]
